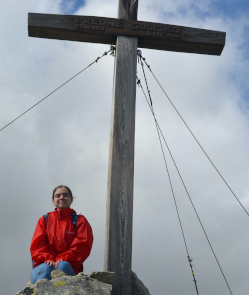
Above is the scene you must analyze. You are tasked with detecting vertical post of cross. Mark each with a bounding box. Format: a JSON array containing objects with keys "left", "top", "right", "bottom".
[{"left": 104, "top": 1, "right": 139, "bottom": 294}]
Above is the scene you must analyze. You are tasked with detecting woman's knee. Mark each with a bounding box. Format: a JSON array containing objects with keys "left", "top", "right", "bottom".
[
  {"left": 56, "top": 261, "right": 75, "bottom": 276},
  {"left": 56, "top": 261, "right": 70, "bottom": 268},
  {"left": 31, "top": 263, "right": 53, "bottom": 284}
]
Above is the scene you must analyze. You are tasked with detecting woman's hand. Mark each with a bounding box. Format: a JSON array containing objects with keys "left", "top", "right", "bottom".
[
  {"left": 44, "top": 260, "right": 54, "bottom": 267},
  {"left": 54, "top": 259, "right": 63, "bottom": 269},
  {"left": 44, "top": 260, "right": 63, "bottom": 269}
]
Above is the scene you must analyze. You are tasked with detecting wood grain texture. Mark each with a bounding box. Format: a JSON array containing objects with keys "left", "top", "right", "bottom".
[
  {"left": 118, "top": 0, "right": 139, "bottom": 20},
  {"left": 28, "top": 13, "right": 226, "bottom": 55},
  {"left": 104, "top": 35, "right": 138, "bottom": 295},
  {"left": 103, "top": 4, "right": 138, "bottom": 295}
]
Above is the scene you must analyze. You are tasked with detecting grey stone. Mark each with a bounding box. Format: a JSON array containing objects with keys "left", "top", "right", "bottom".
[
  {"left": 15, "top": 270, "right": 150, "bottom": 295},
  {"left": 131, "top": 271, "right": 150, "bottom": 295},
  {"left": 51, "top": 269, "right": 68, "bottom": 279},
  {"left": 88, "top": 271, "right": 115, "bottom": 284},
  {"left": 15, "top": 274, "right": 112, "bottom": 295},
  {"left": 23, "top": 281, "right": 32, "bottom": 289}
]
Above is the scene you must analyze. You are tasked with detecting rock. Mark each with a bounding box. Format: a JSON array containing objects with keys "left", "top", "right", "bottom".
[
  {"left": 15, "top": 273, "right": 112, "bottom": 295},
  {"left": 88, "top": 271, "right": 115, "bottom": 284},
  {"left": 131, "top": 271, "right": 150, "bottom": 295},
  {"left": 15, "top": 270, "right": 150, "bottom": 295},
  {"left": 51, "top": 269, "right": 68, "bottom": 279},
  {"left": 23, "top": 281, "right": 32, "bottom": 289}
]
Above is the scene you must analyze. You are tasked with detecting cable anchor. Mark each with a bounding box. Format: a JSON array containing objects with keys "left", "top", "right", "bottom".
[{"left": 110, "top": 45, "right": 116, "bottom": 56}]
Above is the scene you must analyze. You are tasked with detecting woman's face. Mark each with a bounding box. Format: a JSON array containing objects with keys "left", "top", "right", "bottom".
[{"left": 52, "top": 187, "right": 73, "bottom": 211}]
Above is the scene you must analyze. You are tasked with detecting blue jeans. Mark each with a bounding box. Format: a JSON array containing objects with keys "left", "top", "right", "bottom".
[{"left": 30, "top": 261, "right": 75, "bottom": 284}]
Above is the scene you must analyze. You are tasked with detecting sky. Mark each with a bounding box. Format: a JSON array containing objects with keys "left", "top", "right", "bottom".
[{"left": 1, "top": 0, "right": 249, "bottom": 294}]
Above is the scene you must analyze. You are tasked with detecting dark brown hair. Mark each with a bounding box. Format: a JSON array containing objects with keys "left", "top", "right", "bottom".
[{"left": 52, "top": 185, "right": 73, "bottom": 200}]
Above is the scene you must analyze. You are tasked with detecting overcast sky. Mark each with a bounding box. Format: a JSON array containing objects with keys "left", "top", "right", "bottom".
[{"left": 1, "top": 0, "right": 249, "bottom": 294}]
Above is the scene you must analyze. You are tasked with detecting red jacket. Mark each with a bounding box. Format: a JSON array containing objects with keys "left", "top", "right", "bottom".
[{"left": 30, "top": 207, "right": 93, "bottom": 274}]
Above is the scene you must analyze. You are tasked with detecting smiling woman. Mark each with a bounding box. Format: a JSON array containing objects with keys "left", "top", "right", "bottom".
[
  {"left": 30, "top": 185, "right": 93, "bottom": 284},
  {"left": 52, "top": 185, "right": 73, "bottom": 210}
]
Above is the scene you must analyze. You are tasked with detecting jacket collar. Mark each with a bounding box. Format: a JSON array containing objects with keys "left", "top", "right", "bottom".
[{"left": 55, "top": 207, "right": 76, "bottom": 219}]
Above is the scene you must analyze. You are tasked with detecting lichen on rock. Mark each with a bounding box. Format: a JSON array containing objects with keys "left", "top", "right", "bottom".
[
  {"left": 15, "top": 271, "right": 113, "bottom": 295},
  {"left": 15, "top": 270, "right": 150, "bottom": 295},
  {"left": 51, "top": 270, "right": 68, "bottom": 280},
  {"left": 52, "top": 280, "right": 66, "bottom": 288}
]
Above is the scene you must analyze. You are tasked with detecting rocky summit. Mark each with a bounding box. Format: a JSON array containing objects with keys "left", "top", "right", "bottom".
[{"left": 15, "top": 270, "right": 150, "bottom": 295}]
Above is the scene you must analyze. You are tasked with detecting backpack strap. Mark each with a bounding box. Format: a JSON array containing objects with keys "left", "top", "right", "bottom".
[
  {"left": 43, "top": 213, "right": 49, "bottom": 227},
  {"left": 71, "top": 213, "right": 78, "bottom": 231}
]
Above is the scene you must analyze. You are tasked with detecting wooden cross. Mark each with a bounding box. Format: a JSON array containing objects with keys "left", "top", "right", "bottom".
[{"left": 28, "top": 1, "right": 225, "bottom": 294}]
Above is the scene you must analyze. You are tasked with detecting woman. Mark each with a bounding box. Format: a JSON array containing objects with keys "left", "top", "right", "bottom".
[{"left": 30, "top": 185, "right": 93, "bottom": 284}]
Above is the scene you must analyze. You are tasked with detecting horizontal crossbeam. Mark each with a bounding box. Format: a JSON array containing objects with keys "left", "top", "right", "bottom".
[{"left": 28, "top": 13, "right": 226, "bottom": 55}]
